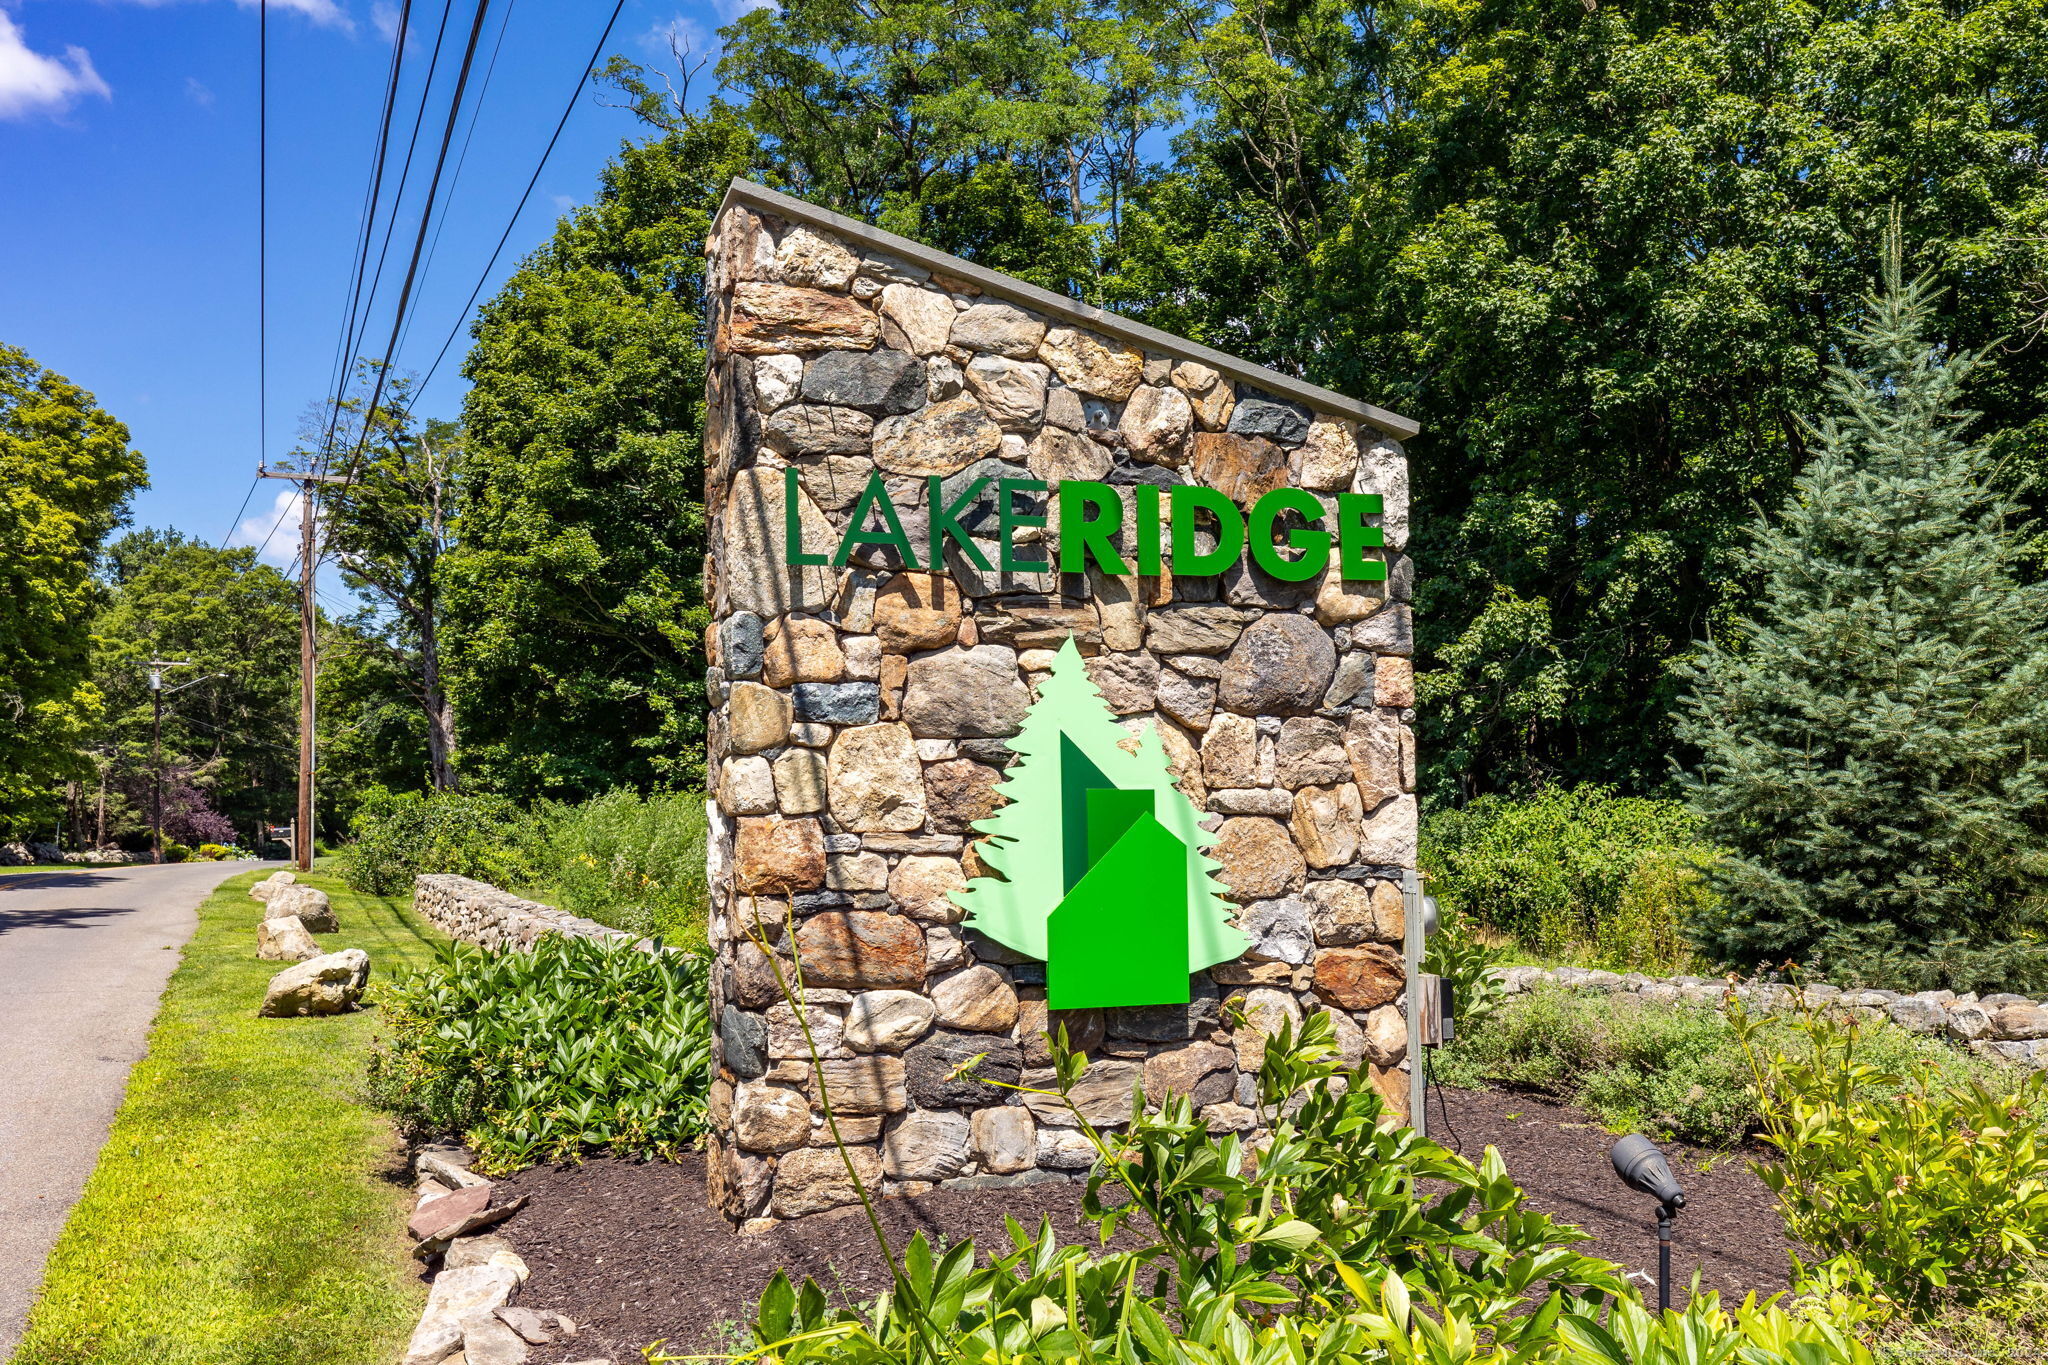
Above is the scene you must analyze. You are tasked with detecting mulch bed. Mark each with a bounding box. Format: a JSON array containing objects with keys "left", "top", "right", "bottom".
[{"left": 493, "top": 1087, "right": 1792, "bottom": 1363}]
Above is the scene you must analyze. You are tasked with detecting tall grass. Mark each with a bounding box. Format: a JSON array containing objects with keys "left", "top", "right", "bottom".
[
  {"left": 534, "top": 789, "right": 708, "bottom": 948},
  {"left": 1422, "top": 784, "right": 1718, "bottom": 971},
  {"left": 335, "top": 788, "right": 710, "bottom": 949}
]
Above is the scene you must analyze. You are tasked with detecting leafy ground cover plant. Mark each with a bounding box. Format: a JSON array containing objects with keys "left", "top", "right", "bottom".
[
  {"left": 1431, "top": 987, "right": 1757, "bottom": 1144},
  {"left": 661, "top": 994, "right": 1874, "bottom": 1365},
  {"left": 1735, "top": 999, "right": 2048, "bottom": 1317},
  {"left": 366, "top": 933, "right": 710, "bottom": 1172},
  {"left": 1421, "top": 786, "right": 1718, "bottom": 972}
]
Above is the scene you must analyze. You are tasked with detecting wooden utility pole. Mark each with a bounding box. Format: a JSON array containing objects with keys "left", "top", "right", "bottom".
[
  {"left": 145, "top": 659, "right": 192, "bottom": 862},
  {"left": 259, "top": 466, "right": 342, "bottom": 872}
]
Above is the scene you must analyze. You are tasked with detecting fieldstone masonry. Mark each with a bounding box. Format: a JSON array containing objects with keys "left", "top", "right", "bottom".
[
  {"left": 414, "top": 874, "right": 630, "bottom": 951},
  {"left": 702, "top": 179, "right": 1422, "bottom": 1230}
]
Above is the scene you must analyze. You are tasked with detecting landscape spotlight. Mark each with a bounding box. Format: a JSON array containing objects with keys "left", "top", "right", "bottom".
[{"left": 1610, "top": 1134, "right": 1686, "bottom": 1310}]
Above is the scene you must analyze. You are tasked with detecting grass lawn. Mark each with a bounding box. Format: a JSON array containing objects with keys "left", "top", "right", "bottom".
[{"left": 13, "top": 867, "right": 446, "bottom": 1365}]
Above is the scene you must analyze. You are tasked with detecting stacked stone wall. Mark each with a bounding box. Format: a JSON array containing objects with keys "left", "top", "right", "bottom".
[
  {"left": 412, "top": 874, "right": 628, "bottom": 952},
  {"left": 1496, "top": 965, "right": 2048, "bottom": 1068},
  {"left": 702, "top": 183, "right": 1421, "bottom": 1229}
]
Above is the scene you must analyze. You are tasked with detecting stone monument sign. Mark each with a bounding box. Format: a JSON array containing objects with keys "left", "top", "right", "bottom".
[{"left": 702, "top": 178, "right": 1420, "bottom": 1229}]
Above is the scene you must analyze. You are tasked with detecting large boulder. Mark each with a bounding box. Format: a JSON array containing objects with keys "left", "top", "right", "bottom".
[
  {"left": 249, "top": 870, "right": 297, "bottom": 902},
  {"left": 259, "top": 949, "right": 370, "bottom": 1017},
  {"left": 264, "top": 884, "right": 338, "bottom": 932},
  {"left": 256, "top": 914, "right": 320, "bottom": 962}
]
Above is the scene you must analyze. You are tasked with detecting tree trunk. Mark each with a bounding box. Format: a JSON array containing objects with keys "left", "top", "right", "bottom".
[{"left": 420, "top": 607, "right": 459, "bottom": 791}]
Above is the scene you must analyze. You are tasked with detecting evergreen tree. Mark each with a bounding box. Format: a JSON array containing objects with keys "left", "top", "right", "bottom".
[{"left": 1676, "top": 247, "right": 2048, "bottom": 989}]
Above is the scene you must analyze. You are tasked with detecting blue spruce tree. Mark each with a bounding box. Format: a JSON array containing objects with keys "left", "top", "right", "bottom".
[{"left": 1676, "top": 244, "right": 2048, "bottom": 990}]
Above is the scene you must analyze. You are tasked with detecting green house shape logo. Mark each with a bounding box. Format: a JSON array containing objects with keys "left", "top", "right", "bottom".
[{"left": 947, "top": 637, "right": 1248, "bottom": 1009}]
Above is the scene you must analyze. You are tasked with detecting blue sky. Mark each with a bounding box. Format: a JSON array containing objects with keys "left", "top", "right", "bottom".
[{"left": 1, "top": 0, "right": 745, "bottom": 574}]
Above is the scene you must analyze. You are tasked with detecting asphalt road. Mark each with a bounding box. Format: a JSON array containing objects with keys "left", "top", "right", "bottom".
[{"left": 0, "top": 859, "right": 269, "bottom": 1354}]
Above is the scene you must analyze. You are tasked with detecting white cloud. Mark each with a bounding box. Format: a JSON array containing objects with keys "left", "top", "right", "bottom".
[
  {"left": 253, "top": 0, "right": 353, "bottom": 26},
  {"left": 184, "top": 75, "right": 213, "bottom": 106},
  {"left": 0, "top": 11, "right": 111, "bottom": 120},
  {"left": 645, "top": 14, "right": 713, "bottom": 59},
  {"left": 370, "top": 1, "right": 402, "bottom": 42},
  {"left": 233, "top": 488, "right": 304, "bottom": 568},
  {"left": 114, "top": 1, "right": 355, "bottom": 34},
  {"left": 644, "top": 2, "right": 779, "bottom": 60}
]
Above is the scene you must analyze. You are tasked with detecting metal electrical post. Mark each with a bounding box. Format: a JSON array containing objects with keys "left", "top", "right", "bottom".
[
  {"left": 258, "top": 465, "right": 342, "bottom": 872},
  {"left": 1402, "top": 867, "right": 1425, "bottom": 1134}
]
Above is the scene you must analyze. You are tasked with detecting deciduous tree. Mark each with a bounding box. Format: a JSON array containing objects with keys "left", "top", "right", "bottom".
[{"left": 0, "top": 343, "right": 146, "bottom": 835}]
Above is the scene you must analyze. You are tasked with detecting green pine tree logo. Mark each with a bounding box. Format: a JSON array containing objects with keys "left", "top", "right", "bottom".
[{"left": 948, "top": 637, "right": 1247, "bottom": 1009}]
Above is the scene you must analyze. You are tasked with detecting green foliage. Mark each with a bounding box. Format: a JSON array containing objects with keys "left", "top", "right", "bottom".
[
  {"left": 1438, "top": 985, "right": 2013, "bottom": 1149},
  {"left": 1433, "top": 988, "right": 1755, "bottom": 1146},
  {"left": 675, "top": 1014, "right": 1875, "bottom": 1365},
  {"left": 366, "top": 933, "right": 711, "bottom": 1173},
  {"left": 1735, "top": 1000, "right": 2048, "bottom": 1316},
  {"left": 708, "top": 0, "right": 1183, "bottom": 297},
  {"left": 534, "top": 788, "right": 710, "bottom": 948},
  {"left": 0, "top": 343, "right": 147, "bottom": 835},
  {"left": 1420, "top": 905, "right": 1505, "bottom": 1035},
  {"left": 1421, "top": 786, "right": 1717, "bottom": 970},
  {"left": 1559, "top": 1290, "right": 1876, "bottom": 1365},
  {"left": 88, "top": 531, "right": 300, "bottom": 842},
  {"left": 1677, "top": 256, "right": 2048, "bottom": 988},
  {"left": 1138, "top": 0, "right": 2048, "bottom": 796},
  {"left": 333, "top": 789, "right": 539, "bottom": 896},
  {"left": 447, "top": 113, "right": 755, "bottom": 800},
  {"left": 195, "top": 843, "right": 230, "bottom": 861},
  {"left": 312, "top": 382, "right": 463, "bottom": 795},
  {"left": 316, "top": 620, "right": 432, "bottom": 829}
]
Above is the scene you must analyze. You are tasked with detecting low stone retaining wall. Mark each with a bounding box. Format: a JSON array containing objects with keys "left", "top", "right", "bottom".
[
  {"left": 0, "top": 840, "right": 136, "bottom": 866},
  {"left": 412, "top": 874, "right": 629, "bottom": 952},
  {"left": 1491, "top": 964, "right": 2048, "bottom": 1067}
]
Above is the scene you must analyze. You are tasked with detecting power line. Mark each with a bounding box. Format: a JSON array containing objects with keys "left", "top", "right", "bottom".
[
  {"left": 406, "top": 0, "right": 628, "bottom": 408},
  {"left": 338, "top": 0, "right": 461, "bottom": 457},
  {"left": 333, "top": 0, "right": 497, "bottom": 492},
  {"left": 250, "top": 486, "right": 299, "bottom": 563},
  {"left": 310, "top": 0, "right": 423, "bottom": 479},
  {"left": 395, "top": 0, "right": 517, "bottom": 363}
]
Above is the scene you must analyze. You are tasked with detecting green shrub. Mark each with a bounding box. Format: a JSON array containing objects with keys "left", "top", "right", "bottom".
[
  {"left": 1420, "top": 903, "right": 1506, "bottom": 1033},
  {"left": 1434, "top": 985, "right": 2013, "bottom": 1147},
  {"left": 1422, "top": 785, "right": 1720, "bottom": 970},
  {"left": 195, "top": 842, "right": 230, "bottom": 861},
  {"left": 334, "top": 789, "right": 540, "bottom": 896},
  {"left": 531, "top": 789, "right": 708, "bottom": 946},
  {"left": 161, "top": 840, "right": 191, "bottom": 863},
  {"left": 1736, "top": 1000, "right": 2048, "bottom": 1316},
  {"left": 1432, "top": 987, "right": 1755, "bottom": 1144},
  {"left": 366, "top": 933, "right": 710, "bottom": 1172},
  {"left": 672, "top": 1016, "right": 1875, "bottom": 1365}
]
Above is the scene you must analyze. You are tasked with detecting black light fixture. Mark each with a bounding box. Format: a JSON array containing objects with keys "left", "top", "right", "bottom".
[{"left": 1610, "top": 1134, "right": 1687, "bottom": 1310}]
